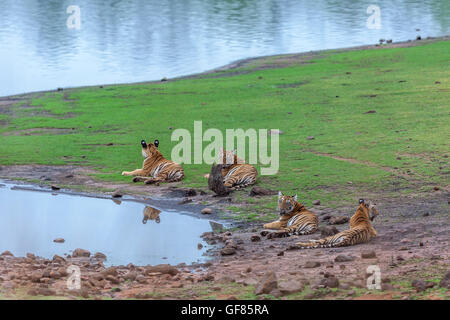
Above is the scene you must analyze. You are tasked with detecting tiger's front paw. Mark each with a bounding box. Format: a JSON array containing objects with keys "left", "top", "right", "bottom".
[{"left": 122, "top": 171, "right": 130, "bottom": 176}]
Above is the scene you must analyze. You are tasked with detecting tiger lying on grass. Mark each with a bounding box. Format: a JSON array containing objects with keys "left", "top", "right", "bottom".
[
  {"left": 122, "top": 139, "right": 184, "bottom": 184},
  {"left": 294, "top": 199, "right": 379, "bottom": 248},
  {"left": 204, "top": 149, "right": 257, "bottom": 190},
  {"left": 142, "top": 206, "right": 161, "bottom": 224},
  {"left": 263, "top": 191, "right": 319, "bottom": 236}
]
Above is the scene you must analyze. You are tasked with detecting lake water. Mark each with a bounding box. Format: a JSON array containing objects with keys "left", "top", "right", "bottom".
[
  {"left": 0, "top": 182, "right": 213, "bottom": 266},
  {"left": 0, "top": 0, "right": 448, "bottom": 97}
]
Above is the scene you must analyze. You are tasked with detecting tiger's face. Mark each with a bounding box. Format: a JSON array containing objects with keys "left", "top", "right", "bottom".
[
  {"left": 358, "top": 199, "right": 379, "bottom": 221},
  {"left": 141, "top": 139, "right": 161, "bottom": 159},
  {"left": 278, "top": 191, "right": 298, "bottom": 216}
]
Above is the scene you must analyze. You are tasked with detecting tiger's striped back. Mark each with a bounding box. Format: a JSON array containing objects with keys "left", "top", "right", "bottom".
[{"left": 295, "top": 199, "right": 378, "bottom": 249}]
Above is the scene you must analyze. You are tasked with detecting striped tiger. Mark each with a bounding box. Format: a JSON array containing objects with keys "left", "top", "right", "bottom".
[
  {"left": 295, "top": 199, "right": 379, "bottom": 249},
  {"left": 263, "top": 191, "right": 318, "bottom": 236},
  {"left": 122, "top": 139, "right": 184, "bottom": 184},
  {"left": 219, "top": 149, "right": 257, "bottom": 190},
  {"left": 142, "top": 206, "right": 161, "bottom": 224}
]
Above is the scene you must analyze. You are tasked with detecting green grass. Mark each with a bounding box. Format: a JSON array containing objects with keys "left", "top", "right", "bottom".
[{"left": 0, "top": 40, "right": 449, "bottom": 221}]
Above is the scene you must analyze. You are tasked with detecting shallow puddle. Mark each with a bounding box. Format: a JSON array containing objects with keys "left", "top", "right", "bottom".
[{"left": 0, "top": 182, "right": 215, "bottom": 266}]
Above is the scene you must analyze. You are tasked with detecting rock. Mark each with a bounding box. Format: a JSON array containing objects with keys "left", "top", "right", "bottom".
[
  {"left": 26, "top": 253, "right": 36, "bottom": 260},
  {"left": 178, "top": 198, "right": 192, "bottom": 205},
  {"left": 439, "top": 271, "right": 450, "bottom": 289},
  {"left": 72, "top": 248, "right": 91, "bottom": 258},
  {"left": 37, "top": 288, "right": 56, "bottom": 296},
  {"left": 50, "top": 271, "right": 62, "bottom": 279},
  {"left": 208, "top": 164, "right": 231, "bottom": 196},
  {"left": 433, "top": 186, "right": 439, "bottom": 191},
  {"left": 312, "top": 200, "right": 320, "bottom": 205},
  {"left": 249, "top": 187, "right": 277, "bottom": 197},
  {"left": 209, "top": 221, "right": 224, "bottom": 232},
  {"left": 53, "top": 238, "right": 65, "bottom": 243},
  {"left": 201, "top": 208, "right": 213, "bottom": 215},
  {"left": 220, "top": 246, "right": 236, "bottom": 256},
  {"left": 31, "top": 271, "right": 44, "bottom": 283},
  {"left": 329, "top": 216, "right": 349, "bottom": 225},
  {"left": 136, "top": 275, "right": 148, "bottom": 284},
  {"left": 304, "top": 261, "right": 321, "bottom": 268},
  {"left": 124, "top": 271, "right": 137, "bottom": 281},
  {"left": 278, "top": 281, "right": 304, "bottom": 295},
  {"left": 112, "top": 189, "right": 123, "bottom": 198},
  {"left": 52, "top": 254, "right": 66, "bottom": 263},
  {"left": 58, "top": 267, "right": 68, "bottom": 277},
  {"left": 382, "top": 283, "right": 394, "bottom": 291},
  {"left": 361, "top": 251, "right": 376, "bottom": 259},
  {"left": 146, "top": 264, "right": 179, "bottom": 276},
  {"left": 321, "top": 226, "right": 339, "bottom": 237},
  {"left": 51, "top": 185, "right": 60, "bottom": 190},
  {"left": 251, "top": 235, "right": 261, "bottom": 242},
  {"left": 306, "top": 136, "right": 315, "bottom": 140},
  {"left": 106, "top": 275, "right": 120, "bottom": 284},
  {"left": 411, "top": 279, "right": 427, "bottom": 292},
  {"left": 254, "top": 271, "right": 278, "bottom": 295},
  {"left": 334, "top": 255, "right": 355, "bottom": 263},
  {"left": 320, "top": 276, "right": 339, "bottom": 288},
  {"left": 197, "top": 243, "right": 203, "bottom": 250},
  {"left": 101, "top": 267, "right": 118, "bottom": 277},
  {"left": 94, "top": 252, "right": 107, "bottom": 260}
]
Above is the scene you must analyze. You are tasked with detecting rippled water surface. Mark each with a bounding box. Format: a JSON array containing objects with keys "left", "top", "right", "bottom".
[
  {"left": 0, "top": 183, "right": 213, "bottom": 266},
  {"left": 0, "top": 0, "right": 448, "bottom": 96}
]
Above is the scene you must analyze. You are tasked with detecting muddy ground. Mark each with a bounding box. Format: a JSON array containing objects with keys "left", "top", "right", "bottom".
[{"left": 0, "top": 164, "right": 449, "bottom": 300}]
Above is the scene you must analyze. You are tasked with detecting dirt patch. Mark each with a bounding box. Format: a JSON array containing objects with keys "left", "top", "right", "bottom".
[{"left": 2, "top": 128, "right": 77, "bottom": 136}]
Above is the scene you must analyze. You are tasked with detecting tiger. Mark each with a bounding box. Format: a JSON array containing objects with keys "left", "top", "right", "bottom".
[
  {"left": 294, "top": 199, "right": 379, "bottom": 249},
  {"left": 142, "top": 206, "right": 162, "bottom": 224},
  {"left": 121, "top": 139, "right": 184, "bottom": 184},
  {"left": 212, "top": 149, "right": 257, "bottom": 190},
  {"left": 263, "top": 191, "right": 318, "bottom": 236}
]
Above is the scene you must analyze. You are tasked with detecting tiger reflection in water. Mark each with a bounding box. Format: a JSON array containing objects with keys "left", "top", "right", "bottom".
[{"left": 142, "top": 206, "right": 162, "bottom": 224}]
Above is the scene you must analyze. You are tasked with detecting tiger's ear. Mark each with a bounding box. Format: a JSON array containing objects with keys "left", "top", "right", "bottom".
[
  {"left": 154, "top": 139, "right": 159, "bottom": 148},
  {"left": 278, "top": 191, "right": 283, "bottom": 198},
  {"left": 359, "top": 199, "right": 364, "bottom": 204},
  {"left": 293, "top": 194, "right": 298, "bottom": 201}
]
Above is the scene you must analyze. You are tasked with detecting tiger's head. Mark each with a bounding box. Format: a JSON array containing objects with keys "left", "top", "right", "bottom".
[
  {"left": 217, "top": 149, "right": 245, "bottom": 168},
  {"left": 140, "top": 139, "right": 161, "bottom": 159},
  {"left": 278, "top": 191, "right": 299, "bottom": 216},
  {"left": 358, "top": 199, "right": 379, "bottom": 221},
  {"left": 142, "top": 206, "right": 161, "bottom": 224}
]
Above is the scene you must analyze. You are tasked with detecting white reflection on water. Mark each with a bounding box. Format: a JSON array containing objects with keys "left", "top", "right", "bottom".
[{"left": 0, "top": 183, "right": 212, "bottom": 266}]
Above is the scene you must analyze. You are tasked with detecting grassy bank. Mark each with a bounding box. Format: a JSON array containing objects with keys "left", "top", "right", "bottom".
[{"left": 0, "top": 40, "right": 448, "bottom": 220}]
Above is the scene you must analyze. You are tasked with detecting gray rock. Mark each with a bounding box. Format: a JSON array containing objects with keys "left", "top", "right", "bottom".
[{"left": 254, "top": 271, "right": 278, "bottom": 295}]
